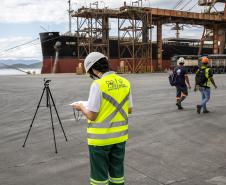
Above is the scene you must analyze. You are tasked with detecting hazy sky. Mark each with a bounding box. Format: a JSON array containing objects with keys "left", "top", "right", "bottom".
[{"left": 0, "top": 0, "right": 223, "bottom": 61}]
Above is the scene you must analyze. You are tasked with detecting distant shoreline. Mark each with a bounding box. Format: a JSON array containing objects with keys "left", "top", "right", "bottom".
[
  {"left": 0, "top": 68, "right": 41, "bottom": 75},
  {"left": 0, "top": 62, "right": 42, "bottom": 69}
]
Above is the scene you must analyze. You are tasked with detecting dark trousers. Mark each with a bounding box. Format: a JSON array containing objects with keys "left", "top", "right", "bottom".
[{"left": 88, "top": 142, "right": 126, "bottom": 185}]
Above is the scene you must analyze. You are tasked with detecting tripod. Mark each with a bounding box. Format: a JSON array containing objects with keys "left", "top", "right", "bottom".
[{"left": 22, "top": 79, "right": 68, "bottom": 153}]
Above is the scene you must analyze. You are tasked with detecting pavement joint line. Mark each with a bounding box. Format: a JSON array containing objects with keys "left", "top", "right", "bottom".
[
  {"left": 130, "top": 104, "right": 226, "bottom": 117},
  {"left": 125, "top": 162, "right": 166, "bottom": 185},
  {"left": 128, "top": 148, "right": 188, "bottom": 180},
  {"left": 165, "top": 179, "right": 187, "bottom": 185},
  {"left": 170, "top": 165, "right": 226, "bottom": 185},
  {"left": 130, "top": 108, "right": 195, "bottom": 117},
  {"left": 218, "top": 165, "right": 226, "bottom": 170},
  {"left": 0, "top": 148, "right": 87, "bottom": 169},
  {"left": 14, "top": 129, "right": 86, "bottom": 147},
  {"left": 0, "top": 156, "right": 62, "bottom": 170}
]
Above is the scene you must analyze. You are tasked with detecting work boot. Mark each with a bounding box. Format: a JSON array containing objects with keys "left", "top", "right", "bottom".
[
  {"left": 203, "top": 110, "right": 210, "bottom": 113},
  {"left": 178, "top": 106, "right": 183, "bottom": 110},
  {"left": 197, "top": 105, "right": 201, "bottom": 114},
  {"left": 176, "top": 102, "right": 183, "bottom": 110}
]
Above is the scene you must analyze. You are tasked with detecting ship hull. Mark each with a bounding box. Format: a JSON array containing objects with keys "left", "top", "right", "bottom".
[
  {"left": 39, "top": 32, "right": 217, "bottom": 73},
  {"left": 41, "top": 57, "right": 78, "bottom": 73},
  {"left": 41, "top": 57, "right": 171, "bottom": 73}
]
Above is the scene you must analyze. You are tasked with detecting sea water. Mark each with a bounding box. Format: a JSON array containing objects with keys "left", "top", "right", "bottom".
[{"left": 0, "top": 68, "right": 41, "bottom": 75}]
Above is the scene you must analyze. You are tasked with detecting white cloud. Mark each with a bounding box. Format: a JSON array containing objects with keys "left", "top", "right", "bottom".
[
  {"left": 0, "top": 37, "right": 42, "bottom": 60},
  {"left": 1, "top": 0, "right": 224, "bottom": 23},
  {"left": 0, "top": 0, "right": 125, "bottom": 23},
  {"left": 0, "top": 0, "right": 69, "bottom": 23}
]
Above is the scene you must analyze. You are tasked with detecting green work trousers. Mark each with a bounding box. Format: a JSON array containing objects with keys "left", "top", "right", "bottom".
[{"left": 88, "top": 142, "right": 126, "bottom": 185}]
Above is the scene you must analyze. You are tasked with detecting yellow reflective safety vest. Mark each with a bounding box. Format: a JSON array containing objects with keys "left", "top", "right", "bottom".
[
  {"left": 200, "top": 66, "right": 211, "bottom": 88},
  {"left": 87, "top": 73, "right": 131, "bottom": 146}
]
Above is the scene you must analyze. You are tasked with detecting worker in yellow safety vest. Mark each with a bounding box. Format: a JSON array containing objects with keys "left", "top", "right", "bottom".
[
  {"left": 73, "top": 52, "right": 133, "bottom": 185},
  {"left": 194, "top": 57, "right": 217, "bottom": 114}
]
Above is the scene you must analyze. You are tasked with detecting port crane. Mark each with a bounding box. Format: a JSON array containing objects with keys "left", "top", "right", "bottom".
[{"left": 198, "top": 0, "right": 226, "bottom": 54}]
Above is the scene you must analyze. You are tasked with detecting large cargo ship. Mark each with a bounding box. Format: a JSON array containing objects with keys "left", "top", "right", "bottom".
[{"left": 40, "top": 32, "right": 216, "bottom": 73}]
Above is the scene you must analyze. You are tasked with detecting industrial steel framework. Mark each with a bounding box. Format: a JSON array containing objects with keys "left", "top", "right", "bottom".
[
  {"left": 76, "top": 8, "right": 109, "bottom": 59},
  {"left": 72, "top": 0, "right": 226, "bottom": 73},
  {"left": 74, "top": 4, "right": 153, "bottom": 73},
  {"left": 198, "top": 0, "right": 226, "bottom": 54},
  {"left": 118, "top": 6, "right": 152, "bottom": 72}
]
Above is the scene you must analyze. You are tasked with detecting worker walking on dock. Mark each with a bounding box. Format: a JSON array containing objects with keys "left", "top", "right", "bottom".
[
  {"left": 174, "top": 57, "right": 191, "bottom": 110},
  {"left": 73, "top": 52, "right": 133, "bottom": 185},
  {"left": 195, "top": 57, "right": 217, "bottom": 114}
]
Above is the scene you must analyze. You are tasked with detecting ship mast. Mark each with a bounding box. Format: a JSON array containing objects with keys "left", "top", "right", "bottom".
[{"left": 68, "top": 0, "right": 72, "bottom": 33}]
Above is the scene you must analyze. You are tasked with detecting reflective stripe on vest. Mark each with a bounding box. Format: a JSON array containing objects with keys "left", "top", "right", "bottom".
[
  {"left": 88, "top": 130, "right": 128, "bottom": 139},
  {"left": 87, "top": 74, "right": 130, "bottom": 146},
  {"left": 201, "top": 66, "right": 211, "bottom": 87},
  {"left": 88, "top": 92, "right": 129, "bottom": 129}
]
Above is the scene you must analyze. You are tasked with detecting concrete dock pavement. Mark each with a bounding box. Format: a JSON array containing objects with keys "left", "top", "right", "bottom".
[{"left": 0, "top": 73, "right": 226, "bottom": 185}]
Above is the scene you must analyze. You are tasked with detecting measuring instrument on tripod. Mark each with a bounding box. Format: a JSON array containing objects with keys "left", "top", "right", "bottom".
[{"left": 22, "top": 78, "right": 68, "bottom": 153}]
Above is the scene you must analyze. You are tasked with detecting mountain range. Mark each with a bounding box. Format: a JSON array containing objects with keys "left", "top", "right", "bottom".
[{"left": 0, "top": 59, "right": 42, "bottom": 69}]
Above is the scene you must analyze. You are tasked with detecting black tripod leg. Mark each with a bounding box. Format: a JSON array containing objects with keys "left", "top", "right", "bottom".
[
  {"left": 23, "top": 87, "right": 46, "bottom": 147},
  {"left": 49, "top": 103, "right": 58, "bottom": 153},
  {"left": 47, "top": 87, "right": 68, "bottom": 141}
]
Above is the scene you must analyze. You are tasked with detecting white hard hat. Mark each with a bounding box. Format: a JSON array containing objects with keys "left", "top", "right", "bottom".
[
  {"left": 84, "top": 52, "right": 108, "bottom": 73},
  {"left": 178, "top": 57, "right": 185, "bottom": 64}
]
